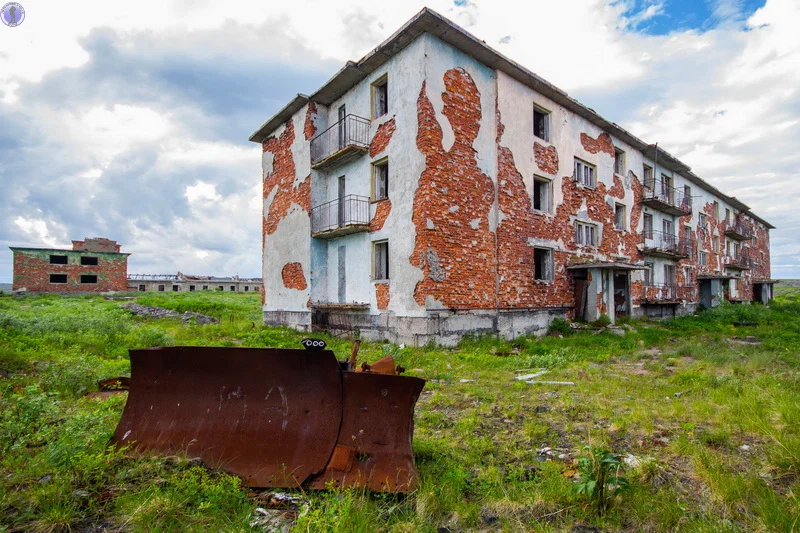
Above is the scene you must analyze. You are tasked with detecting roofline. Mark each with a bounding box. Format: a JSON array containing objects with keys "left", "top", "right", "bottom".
[
  {"left": 10, "top": 246, "right": 130, "bottom": 256},
  {"left": 249, "top": 94, "right": 309, "bottom": 143},
  {"left": 249, "top": 7, "right": 774, "bottom": 229}
]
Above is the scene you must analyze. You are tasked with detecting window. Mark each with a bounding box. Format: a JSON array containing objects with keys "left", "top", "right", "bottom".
[
  {"left": 643, "top": 165, "right": 654, "bottom": 189},
  {"left": 575, "top": 221, "right": 597, "bottom": 246},
  {"left": 373, "top": 240, "right": 389, "bottom": 280},
  {"left": 684, "top": 185, "right": 692, "bottom": 202},
  {"left": 664, "top": 264, "right": 676, "bottom": 286},
  {"left": 172, "top": 285, "right": 179, "bottom": 292},
  {"left": 533, "top": 247, "right": 553, "bottom": 281},
  {"left": 533, "top": 176, "right": 552, "bottom": 212},
  {"left": 49, "top": 274, "right": 67, "bottom": 284},
  {"left": 725, "top": 208, "right": 731, "bottom": 224},
  {"left": 699, "top": 212, "right": 708, "bottom": 229},
  {"left": 533, "top": 105, "right": 550, "bottom": 142},
  {"left": 372, "top": 75, "right": 388, "bottom": 118},
  {"left": 644, "top": 261, "right": 654, "bottom": 285},
  {"left": 49, "top": 255, "right": 68, "bottom": 265},
  {"left": 230, "top": 286, "right": 236, "bottom": 291},
  {"left": 244, "top": 286, "right": 249, "bottom": 292},
  {"left": 713, "top": 201, "right": 720, "bottom": 219},
  {"left": 372, "top": 159, "right": 389, "bottom": 200},
  {"left": 614, "top": 203, "right": 626, "bottom": 231},
  {"left": 81, "top": 274, "right": 98, "bottom": 284},
  {"left": 643, "top": 213, "right": 653, "bottom": 238},
  {"left": 138, "top": 284, "right": 146, "bottom": 292},
  {"left": 189, "top": 285, "right": 195, "bottom": 292},
  {"left": 662, "top": 219, "right": 673, "bottom": 236},
  {"left": 217, "top": 286, "right": 223, "bottom": 291},
  {"left": 202, "top": 285, "right": 209, "bottom": 291},
  {"left": 574, "top": 159, "right": 596, "bottom": 188},
  {"left": 614, "top": 148, "right": 625, "bottom": 175},
  {"left": 684, "top": 266, "right": 692, "bottom": 285},
  {"left": 158, "top": 285, "right": 165, "bottom": 292},
  {"left": 81, "top": 256, "right": 98, "bottom": 266},
  {"left": 713, "top": 236, "right": 720, "bottom": 254},
  {"left": 699, "top": 251, "right": 708, "bottom": 266}
]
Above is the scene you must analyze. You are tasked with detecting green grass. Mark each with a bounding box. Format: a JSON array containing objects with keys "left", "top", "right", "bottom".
[{"left": 1, "top": 290, "right": 799, "bottom": 532}]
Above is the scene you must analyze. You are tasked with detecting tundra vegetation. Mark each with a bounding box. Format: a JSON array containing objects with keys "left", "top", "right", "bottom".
[{"left": 0, "top": 287, "right": 798, "bottom": 532}]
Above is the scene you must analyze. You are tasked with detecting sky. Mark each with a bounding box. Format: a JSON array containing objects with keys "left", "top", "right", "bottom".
[{"left": 1, "top": 0, "right": 798, "bottom": 282}]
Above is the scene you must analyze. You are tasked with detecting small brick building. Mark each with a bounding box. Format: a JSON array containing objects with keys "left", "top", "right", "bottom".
[{"left": 10, "top": 238, "right": 130, "bottom": 293}]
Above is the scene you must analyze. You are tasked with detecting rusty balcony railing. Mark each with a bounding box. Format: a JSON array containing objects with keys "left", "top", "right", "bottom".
[
  {"left": 311, "top": 195, "right": 370, "bottom": 238},
  {"left": 310, "top": 115, "right": 371, "bottom": 170},
  {"left": 723, "top": 220, "right": 754, "bottom": 241},
  {"left": 643, "top": 283, "right": 696, "bottom": 303},
  {"left": 724, "top": 251, "right": 752, "bottom": 270},
  {"left": 641, "top": 178, "right": 692, "bottom": 216},
  {"left": 642, "top": 230, "right": 692, "bottom": 259}
]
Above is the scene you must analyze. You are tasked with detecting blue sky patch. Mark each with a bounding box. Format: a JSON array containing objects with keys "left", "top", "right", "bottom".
[{"left": 620, "top": 0, "right": 766, "bottom": 35}]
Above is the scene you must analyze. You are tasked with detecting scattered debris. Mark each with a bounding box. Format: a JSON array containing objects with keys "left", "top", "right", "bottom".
[
  {"left": 534, "top": 405, "right": 551, "bottom": 413},
  {"left": 72, "top": 490, "right": 90, "bottom": 499},
  {"left": 104, "top": 296, "right": 135, "bottom": 301},
  {"left": 85, "top": 377, "right": 131, "bottom": 400},
  {"left": 739, "top": 444, "right": 752, "bottom": 452},
  {"left": 516, "top": 370, "right": 548, "bottom": 381},
  {"left": 122, "top": 303, "right": 218, "bottom": 325},
  {"left": 673, "top": 391, "right": 688, "bottom": 398},
  {"left": 458, "top": 378, "right": 474, "bottom": 383},
  {"left": 730, "top": 336, "right": 761, "bottom": 345},
  {"left": 733, "top": 321, "right": 758, "bottom": 328},
  {"left": 38, "top": 475, "right": 51, "bottom": 485},
  {"left": 607, "top": 327, "right": 625, "bottom": 336},
  {"left": 528, "top": 381, "right": 575, "bottom": 386},
  {"left": 250, "top": 507, "right": 294, "bottom": 533},
  {"left": 623, "top": 453, "right": 641, "bottom": 468}
]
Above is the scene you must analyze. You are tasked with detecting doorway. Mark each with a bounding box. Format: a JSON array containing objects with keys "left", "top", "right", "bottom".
[{"left": 613, "top": 272, "right": 630, "bottom": 318}]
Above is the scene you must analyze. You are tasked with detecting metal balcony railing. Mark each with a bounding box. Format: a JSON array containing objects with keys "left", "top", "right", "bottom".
[
  {"left": 642, "top": 230, "right": 692, "bottom": 258},
  {"left": 723, "top": 220, "right": 754, "bottom": 241},
  {"left": 310, "top": 115, "right": 370, "bottom": 169},
  {"left": 642, "top": 178, "right": 692, "bottom": 215},
  {"left": 310, "top": 195, "right": 370, "bottom": 237},
  {"left": 643, "top": 283, "right": 696, "bottom": 302},
  {"left": 724, "top": 251, "right": 752, "bottom": 270}
]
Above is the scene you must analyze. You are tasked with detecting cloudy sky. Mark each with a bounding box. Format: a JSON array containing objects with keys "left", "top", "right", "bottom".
[{"left": 1, "top": 0, "right": 798, "bottom": 281}]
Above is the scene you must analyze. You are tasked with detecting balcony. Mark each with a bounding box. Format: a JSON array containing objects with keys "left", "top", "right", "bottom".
[
  {"left": 641, "top": 230, "right": 692, "bottom": 259},
  {"left": 723, "top": 220, "right": 753, "bottom": 241},
  {"left": 310, "top": 115, "right": 370, "bottom": 170},
  {"left": 723, "top": 252, "right": 752, "bottom": 271},
  {"left": 641, "top": 179, "right": 692, "bottom": 216},
  {"left": 311, "top": 195, "right": 370, "bottom": 238},
  {"left": 642, "top": 283, "right": 697, "bottom": 304}
]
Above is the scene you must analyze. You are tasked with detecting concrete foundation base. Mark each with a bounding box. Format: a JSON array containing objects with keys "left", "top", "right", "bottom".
[
  {"left": 265, "top": 307, "right": 571, "bottom": 347},
  {"left": 634, "top": 302, "right": 698, "bottom": 319}
]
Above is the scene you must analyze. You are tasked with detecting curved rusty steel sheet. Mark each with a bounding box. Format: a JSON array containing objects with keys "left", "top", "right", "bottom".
[
  {"left": 111, "top": 347, "right": 343, "bottom": 488},
  {"left": 309, "top": 371, "right": 426, "bottom": 492}
]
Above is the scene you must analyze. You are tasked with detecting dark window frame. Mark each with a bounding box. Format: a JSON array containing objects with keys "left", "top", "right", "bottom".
[
  {"left": 49, "top": 273, "right": 68, "bottom": 284},
  {"left": 49, "top": 254, "right": 68, "bottom": 265},
  {"left": 80, "top": 274, "right": 98, "bottom": 284}
]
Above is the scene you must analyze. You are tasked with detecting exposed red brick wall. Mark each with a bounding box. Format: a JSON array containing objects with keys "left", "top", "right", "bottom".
[
  {"left": 72, "top": 238, "right": 121, "bottom": 253},
  {"left": 12, "top": 250, "right": 128, "bottom": 293},
  {"left": 281, "top": 262, "right": 307, "bottom": 290},
  {"left": 580, "top": 132, "right": 616, "bottom": 157},
  {"left": 304, "top": 102, "right": 318, "bottom": 141},
  {"left": 750, "top": 222, "right": 771, "bottom": 281},
  {"left": 534, "top": 142, "right": 559, "bottom": 175},
  {"left": 370, "top": 118, "right": 396, "bottom": 158},
  {"left": 370, "top": 199, "right": 392, "bottom": 232},
  {"left": 262, "top": 120, "right": 311, "bottom": 236},
  {"left": 410, "top": 70, "right": 497, "bottom": 308},
  {"left": 375, "top": 283, "right": 390, "bottom": 310}
]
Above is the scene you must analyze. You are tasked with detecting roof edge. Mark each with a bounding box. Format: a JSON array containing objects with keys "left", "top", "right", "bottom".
[{"left": 248, "top": 94, "right": 309, "bottom": 144}]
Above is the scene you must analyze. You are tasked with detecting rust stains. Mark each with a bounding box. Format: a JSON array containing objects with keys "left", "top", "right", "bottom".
[
  {"left": 262, "top": 120, "right": 310, "bottom": 236},
  {"left": 580, "top": 132, "right": 616, "bottom": 158},
  {"left": 281, "top": 262, "right": 307, "bottom": 290},
  {"left": 370, "top": 118, "right": 396, "bottom": 158},
  {"left": 370, "top": 199, "right": 392, "bottom": 232},
  {"left": 410, "top": 70, "right": 496, "bottom": 308},
  {"left": 534, "top": 142, "right": 559, "bottom": 175}
]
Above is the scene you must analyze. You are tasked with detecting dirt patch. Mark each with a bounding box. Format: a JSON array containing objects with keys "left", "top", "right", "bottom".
[{"left": 122, "top": 304, "right": 218, "bottom": 325}]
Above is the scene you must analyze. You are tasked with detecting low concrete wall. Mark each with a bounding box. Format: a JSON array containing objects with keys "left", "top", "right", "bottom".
[
  {"left": 267, "top": 307, "right": 570, "bottom": 347},
  {"left": 635, "top": 302, "right": 698, "bottom": 319}
]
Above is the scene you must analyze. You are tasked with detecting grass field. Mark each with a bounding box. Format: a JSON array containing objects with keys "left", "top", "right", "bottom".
[{"left": 1, "top": 288, "right": 798, "bottom": 532}]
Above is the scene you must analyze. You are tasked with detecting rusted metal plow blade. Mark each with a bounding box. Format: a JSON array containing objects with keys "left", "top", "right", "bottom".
[
  {"left": 111, "top": 347, "right": 342, "bottom": 488},
  {"left": 111, "top": 346, "right": 425, "bottom": 492}
]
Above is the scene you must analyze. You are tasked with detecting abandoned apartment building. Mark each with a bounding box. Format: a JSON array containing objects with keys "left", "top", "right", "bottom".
[
  {"left": 10, "top": 238, "right": 129, "bottom": 293},
  {"left": 127, "top": 272, "right": 262, "bottom": 293},
  {"left": 250, "top": 8, "right": 775, "bottom": 346}
]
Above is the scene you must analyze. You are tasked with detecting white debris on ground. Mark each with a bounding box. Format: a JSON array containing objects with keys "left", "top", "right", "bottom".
[{"left": 121, "top": 303, "right": 218, "bottom": 325}]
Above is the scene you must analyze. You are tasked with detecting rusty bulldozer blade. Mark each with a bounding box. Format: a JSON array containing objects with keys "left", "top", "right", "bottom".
[{"left": 110, "top": 346, "right": 425, "bottom": 492}]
